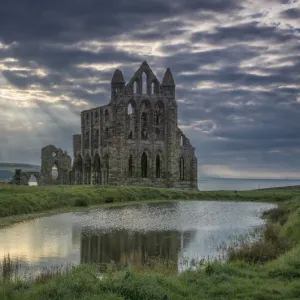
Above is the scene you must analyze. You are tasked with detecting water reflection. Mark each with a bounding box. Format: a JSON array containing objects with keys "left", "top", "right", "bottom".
[
  {"left": 80, "top": 229, "right": 197, "bottom": 269},
  {"left": 0, "top": 201, "right": 276, "bottom": 275}
]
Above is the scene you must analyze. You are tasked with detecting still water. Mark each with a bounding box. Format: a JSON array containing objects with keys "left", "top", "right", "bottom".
[{"left": 0, "top": 201, "right": 275, "bottom": 273}]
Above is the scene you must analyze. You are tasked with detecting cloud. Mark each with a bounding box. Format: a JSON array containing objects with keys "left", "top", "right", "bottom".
[
  {"left": 0, "top": 0, "right": 299, "bottom": 179},
  {"left": 281, "top": 7, "right": 300, "bottom": 19}
]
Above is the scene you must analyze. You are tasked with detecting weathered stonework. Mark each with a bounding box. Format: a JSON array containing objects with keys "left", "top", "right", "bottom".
[
  {"left": 71, "top": 61, "right": 198, "bottom": 190},
  {"left": 10, "top": 169, "right": 40, "bottom": 185},
  {"left": 39, "top": 145, "right": 72, "bottom": 185}
]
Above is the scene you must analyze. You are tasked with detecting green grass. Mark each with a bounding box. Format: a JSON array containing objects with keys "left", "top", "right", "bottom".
[
  {"left": 0, "top": 185, "right": 298, "bottom": 219},
  {"left": 1, "top": 186, "right": 300, "bottom": 299}
]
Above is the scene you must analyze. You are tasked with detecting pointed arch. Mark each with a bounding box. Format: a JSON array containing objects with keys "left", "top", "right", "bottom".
[
  {"left": 156, "top": 154, "right": 161, "bottom": 178},
  {"left": 141, "top": 112, "right": 147, "bottom": 127},
  {"left": 74, "top": 154, "right": 83, "bottom": 185},
  {"left": 128, "top": 154, "right": 133, "bottom": 177},
  {"left": 155, "top": 100, "right": 165, "bottom": 126},
  {"left": 133, "top": 81, "right": 138, "bottom": 94},
  {"left": 179, "top": 157, "right": 184, "bottom": 180},
  {"left": 105, "top": 109, "right": 109, "bottom": 122},
  {"left": 142, "top": 72, "right": 147, "bottom": 94},
  {"left": 105, "top": 127, "right": 109, "bottom": 139},
  {"left": 84, "top": 154, "right": 92, "bottom": 185},
  {"left": 127, "top": 102, "right": 133, "bottom": 115},
  {"left": 51, "top": 161, "right": 58, "bottom": 181},
  {"left": 180, "top": 135, "right": 184, "bottom": 146},
  {"left": 103, "top": 153, "right": 109, "bottom": 184},
  {"left": 93, "top": 129, "right": 99, "bottom": 148},
  {"left": 140, "top": 100, "right": 151, "bottom": 140},
  {"left": 93, "top": 153, "right": 101, "bottom": 185},
  {"left": 151, "top": 82, "right": 155, "bottom": 94},
  {"left": 155, "top": 128, "right": 161, "bottom": 141},
  {"left": 84, "top": 131, "right": 90, "bottom": 149},
  {"left": 141, "top": 152, "right": 148, "bottom": 178}
]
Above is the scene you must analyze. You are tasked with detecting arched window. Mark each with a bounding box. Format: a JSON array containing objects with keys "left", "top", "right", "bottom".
[
  {"left": 151, "top": 82, "right": 155, "bottom": 95},
  {"left": 105, "top": 109, "right": 109, "bottom": 122},
  {"left": 94, "top": 129, "right": 99, "bottom": 148},
  {"left": 127, "top": 102, "right": 133, "bottom": 115},
  {"left": 141, "top": 112, "right": 147, "bottom": 127},
  {"left": 52, "top": 162, "right": 58, "bottom": 181},
  {"left": 84, "top": 131, "right": 89, "bottom": 149},
  {"left": 105, "top": 127, "right": 109, "bottom": 139},
  {"left": 93, "top": 153, "right": 101, "bottom": 185},
  {"left": 84, "top": 155, "right": 92, "bottom": 185},
  {"left": 128, "top": 155, "right": 133, "bottom": 177},
  {"left": 104, "top": 154, "right": 109, "bottom": 184},
  {"left": 95, "top": 111, "right": 99, "bottom": 122},
  {"left": 133, "top": 81, "right": 137, "bottom": 94},
  {"left": 156, "top": 154, "right": 161, "bottom": 178},
  {"left": 180, "top": 135, "right": 184, "bottom": 147},
  {"left": 155, "top": 128, "right": 161, "bottom": 141},
  {"left": 179, "top": 157, "right": 184, "bottom": 180},
  {"left": 142, "top": 72, "right": 147, "bottom": 94},
  {"left": 155, "top": 105, "right": 160, "bottom": 125},
  {"left": 141, "top": 152, "right": 147, "bottom": 178},
  {"left": 128, "top": 130, "right": 133, "bottom": 139}
]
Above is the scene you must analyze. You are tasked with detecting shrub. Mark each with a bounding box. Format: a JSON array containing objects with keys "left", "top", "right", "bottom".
[
  {"left": 266, "top": 207, "right": 288, "bottom": 225},
  {"left": 73, "top": 198, "right": 89, "bottom": 207},
  {"left": 227, "top": 223, "right": 290, "bottom": 264}
]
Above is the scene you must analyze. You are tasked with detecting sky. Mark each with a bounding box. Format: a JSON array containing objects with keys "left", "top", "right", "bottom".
[{"left": 0, "top": 0, "right": 299, "bottom": 179}]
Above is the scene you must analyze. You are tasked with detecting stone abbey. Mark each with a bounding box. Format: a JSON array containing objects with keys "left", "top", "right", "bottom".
[{"left": 38, "top": 61, "right": 198, "bottom": 189}]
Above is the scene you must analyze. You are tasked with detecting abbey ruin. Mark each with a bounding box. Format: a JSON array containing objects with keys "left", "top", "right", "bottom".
[{"left": 39, "top": 61, "right": 198, "bottom": 189}]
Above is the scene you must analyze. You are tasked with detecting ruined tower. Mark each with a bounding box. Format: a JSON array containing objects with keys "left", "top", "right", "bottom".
[{"left": 72, "top": 62, "right": 198, "bottom": 189}]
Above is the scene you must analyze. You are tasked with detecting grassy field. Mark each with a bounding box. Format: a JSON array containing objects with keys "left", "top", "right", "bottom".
[{"left": 0, "top": 185, "right": 300, "bottom": 299}]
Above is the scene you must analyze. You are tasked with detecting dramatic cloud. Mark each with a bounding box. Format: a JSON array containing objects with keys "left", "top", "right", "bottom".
[{"left": 0, "top": 0, "right": 299, "bottom": 179}]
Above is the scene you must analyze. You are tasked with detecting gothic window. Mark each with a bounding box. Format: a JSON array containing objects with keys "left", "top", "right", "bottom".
[
  {"left": 93, "top": 129, "right": 99, "bottom": 148},
  {"left": 141, "top": 112, "right": 147, "bottom": 127},
  {"left": 95, "top": 111, "right": 99, "bottom": 122},
  {"left": 128, "top": 130, "right": 133, "bottom": 139},
  {"left": 93, "top": 153, "right": 101, "bottom": 185},
  {"left": 127, "top": 102, "right": 133, "bottom": 115},
  {"left": 128, "top": 155, "right": 133, "bottom": 177},
  {"left": 156, "top": 154, "right": 161, "bottom": 178},
  {"left": 84, "top": 131, "right": 89, "bottom": 149},
  {"left": 151, "top": 82, "right": 155, "bottom": 95},
  {"left": 155, "top": 128, "right": 161, "bottom": 141},
  {"left": 180, "top": 135, "right": 184, "bottom": 147},
  {"left": 104, "top": 154, "right": 109, "bottom": 184},
  {"left": 133, "top": 81, "right": 137, "bottom": 93},
  {"left": 142, "top": 72, "right": 147, "bottom": 94},
  {"left": 105, "top": 109, "right": 109, "bottom": 122},
  {"left": 179, "top": 157, "right": 184, "bottom": 180},
  {"left": 105, "top": 127, "right": 109, "bottom": 139},
  {"left": 141, "top": 152, "right": 147, "bottom": 178},
  {"left": 86, "top": 113, "right": 89, "bottom": 121},
  {"left": 155, "top": 106, "right": 160, "bottom": 125},
  {"left": 84, "top": 155, "right": 92, "bottom": 185},
  {"left": 141, "top": 129, "right": 148, "bottom": 140}
]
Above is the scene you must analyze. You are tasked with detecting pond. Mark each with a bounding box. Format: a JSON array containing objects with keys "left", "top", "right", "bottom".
[{"left": 0, "top": 201, "right": 275, "bottom": 275}]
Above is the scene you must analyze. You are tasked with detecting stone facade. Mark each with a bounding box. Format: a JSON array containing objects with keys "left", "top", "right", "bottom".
[
  {"left": 72, "top": 61, "right": 198, "bottom": 189},
  {"left": 39, "top": 145, "right": 72, "bottom": 185}
]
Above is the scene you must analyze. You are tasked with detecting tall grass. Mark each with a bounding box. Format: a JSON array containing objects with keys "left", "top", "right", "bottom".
[
  {"left": 0, "top": 185, "right": 297, "bottom": 220},
  {"left": 1, "top": 187, "right": 300, "bottom": 299}
]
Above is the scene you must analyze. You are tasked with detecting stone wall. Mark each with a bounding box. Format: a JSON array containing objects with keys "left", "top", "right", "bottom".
[
  {"left": 72, "top": 61, "right": 198, "bottom": 190},
  {"left": 40, "top": 145, "right": 72, "bottom": 185}
]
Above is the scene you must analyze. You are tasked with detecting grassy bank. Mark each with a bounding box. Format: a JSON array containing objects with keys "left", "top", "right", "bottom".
[
  {"left": 0, "top": 185, "right": 298, "bottom": 218},
  {"left": 1, "top": 186, "right": 300, "bottom": 299}
]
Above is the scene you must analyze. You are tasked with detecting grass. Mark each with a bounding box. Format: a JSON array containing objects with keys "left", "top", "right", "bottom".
[{"left": 1, "top": 185, "right": 300, "bottom": 299}]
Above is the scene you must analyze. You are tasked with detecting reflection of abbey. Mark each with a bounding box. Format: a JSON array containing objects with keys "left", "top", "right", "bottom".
[{"left": 37, "top": 61, "right": 198, "bottom": 189}]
